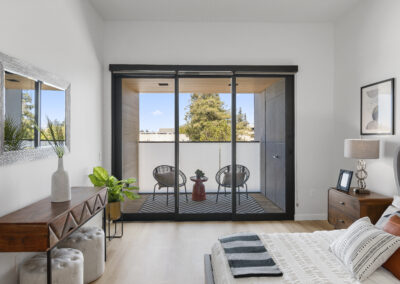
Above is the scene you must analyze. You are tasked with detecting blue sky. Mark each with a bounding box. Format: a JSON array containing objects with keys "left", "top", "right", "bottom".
[
  {"left": 40, "top": 90, "right": 65, "bottom": 126},
  {"left": 139, "top": 93, "right": 254, "bottom": 132}
]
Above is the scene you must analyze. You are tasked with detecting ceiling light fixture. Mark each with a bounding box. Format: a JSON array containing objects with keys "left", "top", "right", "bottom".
[{"left": 6, "top": 78, "right": 20, "bottom": 83}]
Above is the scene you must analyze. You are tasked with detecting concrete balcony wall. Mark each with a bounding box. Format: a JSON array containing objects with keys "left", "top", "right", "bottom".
[{"left": 139, "top": 142, "right": 261, "bottom": 193}]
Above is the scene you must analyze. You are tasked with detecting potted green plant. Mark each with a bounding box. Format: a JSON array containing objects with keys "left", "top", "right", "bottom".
[
  {"left": 195, "top": 169, "right": 205, "bottom": 179},
  {"left": 4, "top": 116, "right": 25, "bottom": 151},
  {"left": 89, "top": 166, "right": 139, "bottom": 220}
]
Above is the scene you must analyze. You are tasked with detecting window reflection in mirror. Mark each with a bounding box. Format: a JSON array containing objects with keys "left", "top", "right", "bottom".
[
  {"left": 40, "top": 84, "right": 66, "bottom": 147},
  {"left": 4, "top": 72, "right": 36, "bottom": 151}
]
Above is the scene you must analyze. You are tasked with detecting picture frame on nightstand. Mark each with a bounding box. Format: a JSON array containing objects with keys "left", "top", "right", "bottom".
[{"left": 336, "top": 169, "right": 353, "bottom": 192}]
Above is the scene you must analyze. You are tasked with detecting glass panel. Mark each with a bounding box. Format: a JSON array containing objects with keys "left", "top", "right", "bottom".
[
  {"left": 179, "top": 77, "right": 232, "bottom": 214},
  {"left": 4, "top": 72, "right": 36, "bottom": 151},
  {"left": 120, "top": 78, "right": 176, "bottom": 214},
  {"left": 40, "top": 84, "right": 66, "bottom": 147},
  {"left": 236, "top": 77, "right": 286, "bottom": 214}
]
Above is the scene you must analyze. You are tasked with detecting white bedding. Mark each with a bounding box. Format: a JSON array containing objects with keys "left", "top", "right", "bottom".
[{"left": 211, "top": 230, "right": 400, "bottom": 284}]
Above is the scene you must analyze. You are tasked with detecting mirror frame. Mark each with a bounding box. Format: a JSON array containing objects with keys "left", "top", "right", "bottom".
[{"left": 0, "top": 51, "right": 71, "bottom": 166}]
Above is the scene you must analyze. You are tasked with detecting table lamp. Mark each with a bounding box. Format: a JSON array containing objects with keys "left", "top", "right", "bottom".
[{"left": 344, "top": 139, "right": 379, "bottom": 194}]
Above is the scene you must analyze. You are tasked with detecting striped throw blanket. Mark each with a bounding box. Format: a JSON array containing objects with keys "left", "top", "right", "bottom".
[{"left": 219, "top": 232, "right": 283, "bottom": 278}]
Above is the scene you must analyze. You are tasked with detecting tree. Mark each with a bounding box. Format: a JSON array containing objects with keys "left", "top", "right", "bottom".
[
  {"left": 40, "top": 119, "right": 65, "bottom": 142},
  {"left": 180, "top": 94, "right": 253, "bottom": 141},
  {"left": 21, "top": 91, "right": 35, "bottom": 140},
  {"left": 180, "top": 93, "right": 231, "bottom": 141},
  {"left": 236, "top": 107, "right": 253, "bottom": 141}
]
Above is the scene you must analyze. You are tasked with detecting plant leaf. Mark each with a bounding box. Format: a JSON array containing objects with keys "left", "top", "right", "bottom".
[
  {"left": 125, "top": 186, "right": 139, "bottom": 191},
  {"left": 122, "top": 178, "right": 136, "bottom": 184},
  {"left": 89, "top": 174, "right": 104, "bottom": 187},
  {"left": 123, "top": 191, "right": 139, "bottom": 200},
  {"left": 93, "top": 166, "right": 108, "bottom": 181}
]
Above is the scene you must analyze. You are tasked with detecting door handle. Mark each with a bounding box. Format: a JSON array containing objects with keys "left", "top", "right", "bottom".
[{"left": 272, "top": 155, "right": 280, "bottom": 159}]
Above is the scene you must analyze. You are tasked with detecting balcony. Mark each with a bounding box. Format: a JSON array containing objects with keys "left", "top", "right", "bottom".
[{"left": 123, "top": 141, "right": 283, "bottom": 215}]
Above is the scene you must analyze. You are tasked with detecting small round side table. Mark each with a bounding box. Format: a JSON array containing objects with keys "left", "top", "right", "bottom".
[{"left": 190, "top": 176, "right": 208, "bottom": 201}]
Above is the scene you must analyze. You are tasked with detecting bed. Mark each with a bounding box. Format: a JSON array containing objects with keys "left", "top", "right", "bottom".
[{"left": 204, "top": 230, "right": 400, "bottom": 284}]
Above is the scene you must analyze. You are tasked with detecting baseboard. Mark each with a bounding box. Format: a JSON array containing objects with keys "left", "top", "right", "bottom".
[{"left": 295, "top": 213, "right": 327, "bottom": 221}]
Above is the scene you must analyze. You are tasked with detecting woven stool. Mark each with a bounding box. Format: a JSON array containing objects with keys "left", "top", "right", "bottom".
[
  {"left": 59, "top": 226, "right": 105, "bottom": 283},
  {"left": 20, "top": 248, "right": 83, "bottom": 284}
]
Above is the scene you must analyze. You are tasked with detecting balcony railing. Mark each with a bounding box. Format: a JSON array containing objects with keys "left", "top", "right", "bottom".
[{"left": 138, "top": 141, "right": 260, "bottom": 193}]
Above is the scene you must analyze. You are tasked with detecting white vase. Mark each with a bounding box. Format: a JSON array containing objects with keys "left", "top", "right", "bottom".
[{"left": 51, "top": 157, "right": 71, "bottom": 202}]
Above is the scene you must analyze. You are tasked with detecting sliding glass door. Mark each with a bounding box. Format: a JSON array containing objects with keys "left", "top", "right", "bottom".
[
  {"left": 112, "top": 67, "right": 295, "bottom": 221},
  {"left": 178, "top": 77, "right": 232, "bottom": 216},
  {"left": 120, "top": 77, "right": 176, "bottom": 215},
  {"left": 235, "top": 76, "right": 288, "bottom": 215}
]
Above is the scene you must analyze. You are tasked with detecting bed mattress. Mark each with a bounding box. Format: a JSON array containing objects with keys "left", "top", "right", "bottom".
[{"left": 211, "top": 230, "right": 400, "bottom": 284}]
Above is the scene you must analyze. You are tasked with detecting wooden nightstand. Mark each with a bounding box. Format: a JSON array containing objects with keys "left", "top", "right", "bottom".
[{"left": 328, "top": 187, "right": 393, "bottom": 229}]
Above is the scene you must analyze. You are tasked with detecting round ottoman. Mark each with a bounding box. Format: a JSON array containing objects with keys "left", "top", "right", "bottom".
[
  {"left": 20, "top": 248, "right": 83, "bottom": 284},
  {"left": 59, "top": 226, "right": 105, "bottom": 283}
]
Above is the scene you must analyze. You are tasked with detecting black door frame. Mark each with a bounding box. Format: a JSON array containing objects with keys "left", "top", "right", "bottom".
[{"left": 110, "top": 64, "right": 297, "bottom": 221}]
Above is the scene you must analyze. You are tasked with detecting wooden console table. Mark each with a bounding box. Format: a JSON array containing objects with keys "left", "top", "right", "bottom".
[{"left": 0, "top": 187, "right": 107, "bottom": 284}]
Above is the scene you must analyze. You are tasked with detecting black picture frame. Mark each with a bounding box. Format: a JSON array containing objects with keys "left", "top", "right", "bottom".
[
  {"left": 336, "top": 169, "right": 353, "bottom": 192},
  {"left": 361, "top": 78, "right": 395, "bottom": 135}
]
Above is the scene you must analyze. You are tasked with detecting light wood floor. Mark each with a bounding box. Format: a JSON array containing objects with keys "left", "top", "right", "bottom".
[{"left": 94, "top": 221, "right": 333, "bottom": 284}]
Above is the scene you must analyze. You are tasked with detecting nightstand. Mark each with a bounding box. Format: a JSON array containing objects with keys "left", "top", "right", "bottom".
[{"left": 328, "top": 187, "right": 393, "bottom": 229}]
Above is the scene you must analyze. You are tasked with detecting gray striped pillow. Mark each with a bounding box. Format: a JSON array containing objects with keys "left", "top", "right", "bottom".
[{"left": 330, "top": 217, "right": 400, "bottom": 281}]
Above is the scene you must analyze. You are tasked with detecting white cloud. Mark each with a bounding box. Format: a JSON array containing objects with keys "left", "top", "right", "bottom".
[{"left": 152, "top": 110, "right": 163, "bottom": 116}]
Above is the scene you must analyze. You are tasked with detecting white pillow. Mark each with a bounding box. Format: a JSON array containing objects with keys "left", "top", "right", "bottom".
[
  {"left": 375, "top": 205, "right": 400, "bottom": 229},
  {"left": 393, "top": 195, "right": 400, "bottom": 208},
  {"left": 330, "top": 217, "right": 400, "bottom": 281}
]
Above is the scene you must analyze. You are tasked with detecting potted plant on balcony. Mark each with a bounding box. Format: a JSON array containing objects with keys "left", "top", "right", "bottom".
[
  {"left": 89, "top": 166, "right": 139, "bottom": 220},
  {"left": 195, "top": 169, "right": 205, "bottom": 179}
]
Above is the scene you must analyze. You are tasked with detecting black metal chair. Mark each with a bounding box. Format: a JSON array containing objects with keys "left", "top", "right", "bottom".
[
  {"left": 153, "top": 165, "right": 188, "bottom": 205},
  {"left": 215, "top": 165, "right": 250, "bottom": 205}
]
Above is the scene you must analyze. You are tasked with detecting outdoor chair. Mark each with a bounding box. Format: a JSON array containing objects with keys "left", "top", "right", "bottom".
[
  {"left": 215, "top": 164, "right": 250, "bottom": 205},
  {"left": 153, "top": 165, "right": 188, "bottom": 205}
]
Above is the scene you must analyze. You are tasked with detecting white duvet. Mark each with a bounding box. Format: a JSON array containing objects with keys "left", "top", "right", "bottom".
[{"left": 211, "top": 230, "right": 400, "bottom": 284}]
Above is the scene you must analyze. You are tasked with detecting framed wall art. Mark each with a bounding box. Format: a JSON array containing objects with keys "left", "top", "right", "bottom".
[{"left": 361, "top": 78, "right": 395, "bottom": 135}]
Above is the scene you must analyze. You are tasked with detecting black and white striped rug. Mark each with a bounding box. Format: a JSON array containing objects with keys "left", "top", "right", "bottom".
[{"left": 139, "top": 194, "right": 265, "bottom": 214}]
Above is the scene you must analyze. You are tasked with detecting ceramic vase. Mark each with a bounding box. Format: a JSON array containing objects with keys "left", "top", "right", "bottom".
[{"left": 51, "top": 157, "right": 71, "bottom": 202}]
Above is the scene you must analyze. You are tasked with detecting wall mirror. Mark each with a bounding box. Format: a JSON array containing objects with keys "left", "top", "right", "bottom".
[{"left": 0, "top": 52, "right": 70, "bottom": 166}]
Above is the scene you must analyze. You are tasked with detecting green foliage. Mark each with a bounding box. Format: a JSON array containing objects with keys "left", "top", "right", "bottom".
[
  {"left": 180, "top": 93, "right": 231, "bottom": 141},
  {"left": 21, "top": 91, "right": 35, "bottom": 140},
  {"left": 4, "top": 116, "right": 25, "bottom": 151},
  {"left": 35, "top": 117, "right": 65, "bottom": 158},
  {"left": 180, "top": 94, "right": 253, "bottom": 141},
  {"left": 41, "top": 120, "right": 65, "bottom": 141},
  {"left": 88, "top": 166, "right": 140, "bottom": 203},
  {"left": 236, "top": 107, "right": 254, "bottom": 140},
  {"left": 195, "top": 169, "right": 205, "bottom": 179}
]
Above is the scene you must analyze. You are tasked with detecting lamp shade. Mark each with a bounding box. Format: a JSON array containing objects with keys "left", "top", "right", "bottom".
[{"left": 344, "top": 139, "right": 379, "bottom": 159}]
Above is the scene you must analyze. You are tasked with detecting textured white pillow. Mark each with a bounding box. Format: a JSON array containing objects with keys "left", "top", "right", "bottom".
[
  {"left": 375, "top": 205, "right": 400, "bottom": 229},
  {"left": 393, "top": 195, "right": 400, "bottom": 208},
  {"left": 330, "top": 217, "right": 400, "bottom": 281}
]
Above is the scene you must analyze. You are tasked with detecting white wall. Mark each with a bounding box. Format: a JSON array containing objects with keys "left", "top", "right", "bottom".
[
  {"left": 333, "top": 0, "right": 400, "bottom": 197},
  {"left": 0, "top": 0, "right": 104, "bottom": 283},
  {"left": 139, "top": 142, "right": 260, "bottom": 193},
  {"left": 103, "top": 21, "right": 336, "bottom": 220}
]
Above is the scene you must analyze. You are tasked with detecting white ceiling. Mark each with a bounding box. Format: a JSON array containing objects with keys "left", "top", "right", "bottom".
[{"left": 89, "top": 0, "right": 361, "bottom": 22}]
